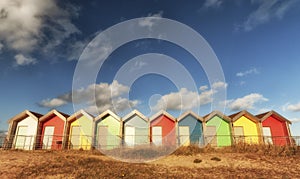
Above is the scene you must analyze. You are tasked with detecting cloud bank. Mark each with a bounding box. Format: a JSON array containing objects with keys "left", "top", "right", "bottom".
[
  {"left": 240, "top": 0, "right": 298, "bottom": 31},
  {"left": 39, "top": 80, "right": 139, "bottom": 114},
  {"left": 0, "top": 0, "right": 80, "bottom": 65},
  {"left": 225, "top": 93, "right": 268, "bottom": 111},
  {"left": 151, "top": 81, "right": 227, "bottom": 111},
  {"left": 283, "top": 102, "right": 300, "bottom": 112}
]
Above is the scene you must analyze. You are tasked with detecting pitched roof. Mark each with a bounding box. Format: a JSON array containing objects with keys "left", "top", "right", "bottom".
[
  {"left": 122, "top": 109, "right": 148, "bottom": 123},
  {"left": 149, "top": 110, "right": 176, "bottom": 122},
  {"left": 204, "top": 110, "right": 231, "bottom": 123},
  {"left": 177, "top": 110, "right": 203, "bottom": 122},
  {"left": 256, "top": 110, "right": 291, "bottom": 124},
  {"left": 7, "top": 110, "right": 43, "bottom": 124},
  {"left": 229, "top": 110, "right": 259, "bottom": 123},
  {"left": 39, "top": 109, "right": 69, "bottom": 123},
  {"left": 67, "top": 109, "right": 94, "bottom": 122},
  {"left": 94, "top": 109, "right": 121, "bottom": 122}
]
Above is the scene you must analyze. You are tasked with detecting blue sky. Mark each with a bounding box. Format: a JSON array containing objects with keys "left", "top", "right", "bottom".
[{"left": 0, "top": 0, "right": 300, "bottom": 135}]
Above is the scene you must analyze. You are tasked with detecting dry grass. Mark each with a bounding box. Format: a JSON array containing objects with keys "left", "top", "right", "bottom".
[
  {"left": 172, "top": 144, "right": 216, "bottom": 156},
  {"left": 1, "top": 145, "right": 300, "bottom": 178},
  {"left": 172, "top": 143, "right": 300, "bottom": 157}
]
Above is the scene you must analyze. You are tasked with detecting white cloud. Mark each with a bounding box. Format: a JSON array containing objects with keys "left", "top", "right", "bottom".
[
  {"left": 236, "top": 68, "right": 259, "bottom": 77},
  {"left": 129, "top": 60, "right": 148, "bottom": 72},
  {"left": 211, "top": 81, "right": 228, "bottom": 89},
  {"left": 138, "top": 11, "right": 163, "bottom": 29},
  {"left": 203, "top": 0, "right": 222, "bottom": 8},
  {"left": 39, "top": 80, "right": 139, "bottom": 114},
  {"left": 39, "top": 98, "right": 68, "bottom": 108},
  {"left": 0, "top": 42, "right": 3, "bottom": 53},
  {"left": 151, "top": 81, "right": 227, "bottom": 111},
  {"left": 225, "top": 93, "right": 268, "bottom": 111},
  {"left": 66, "top": 40, "right": 89, "bottom": 61},
  {"left": 240, "top": 0, "right": 298, "bottom": 31},
  {"left": 152, "top": 88, "right": 214, "bottom": 111},
  {"left": 199, "top": 85, "right": 208, "bottom": 91},
  {"left": 239, "top": 81, "right": 246, "bottom": 86},
  {"left": 14, "top": 54, "right": 37, "bottom": 66},
  {"left": 290, "top": 118, "right": 300, "bottom": 123},
  {"left": 257, "top": 108, "right": 271, "bottom": 114},
  {"left": 0, "top": 0, "right": 80, "bottom": 59},
  {"left": 77, "top": 33, "right": 113, "bottom": 66},
  {"left": 283, "top": 102, "right": 300, "bottom": 112}
]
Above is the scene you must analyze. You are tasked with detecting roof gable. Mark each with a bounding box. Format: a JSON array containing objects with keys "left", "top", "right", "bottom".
[
  {"left": 177, "top": 111, "right": 203, "bottom": 122},
  {"left": 229, "top": 110, "right": 259, "bottom": 123},
  {"left": 256, "top": 110, "right": 291, "bottom": 124},
  {"left": 39, "top": 109, "right": 69, "bottom": 123},
  {"left": 67, "top": 109, "right": 94, "bottom": 122},
  {"left": 204, "top": 110, "right": 231, "bottom": 123},
  {"left": 94, "top": 109, "right": 121, "bottom": 122},
  {"left": 149, "top": 110, "right": 176, "bottom": 123},
  {"left": 122, "top": 109, "right": 148, "bottom": 123},
  {"left": 8, "top": 110, "right": 43, "bottom": 124}
]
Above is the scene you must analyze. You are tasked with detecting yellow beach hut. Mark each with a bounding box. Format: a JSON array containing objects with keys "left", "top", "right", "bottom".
[
  {"left": 65, "top": 110, "right": 94, "bottom": 150},
  {"left": 229, "top": 110, "right": 262, "bottom": 144}
]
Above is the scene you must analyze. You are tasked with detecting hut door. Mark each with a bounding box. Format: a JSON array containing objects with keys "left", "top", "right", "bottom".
[
  {"left": 98, "top": 126, "right": 108, "bottom": 149},
  {"left": 152, "top": 126, "right": 162, "bottom": 146},
  {"left": 15, "top": 126, "right": 27, "bottom": 149},
  {"left": 71, "top": 126, "right": 81, "bottom": 149},
  {"left": 263, "top": 127, "right": 273, "bottom": 144},
  {"left": 125, "top": 126, "right": 135, "bottom": 147},
  {"left": 43, "top": 126, "right": 54, "bottom": 149},
  {"left": 179, "top": 126, "right": 190, "bottom": 146},
  {"left": 234, "top": 126, "right": 244, "bottom": 143},
  {"left": 205, "top": 126, "right": 217, "bottom": 146}
]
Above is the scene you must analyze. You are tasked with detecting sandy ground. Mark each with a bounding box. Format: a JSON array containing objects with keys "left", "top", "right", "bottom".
[{"left": 0, "top": 150, "right": 300, "bottom": 178}]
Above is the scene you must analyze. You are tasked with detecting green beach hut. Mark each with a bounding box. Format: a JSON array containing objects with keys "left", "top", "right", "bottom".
[
  {"left": 94, "top": 110, "right": 122, "bottom": 150},
  {"left": 204, "top": 111, "right": 232, "bottom": 147}
]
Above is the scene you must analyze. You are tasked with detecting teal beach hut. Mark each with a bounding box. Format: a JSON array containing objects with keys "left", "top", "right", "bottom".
[
  {"left": 122, "top": 110, "right": 149, "bottom": 147},
  {"left": 177, "top": 111, "right": 204, "bottom": 146}
]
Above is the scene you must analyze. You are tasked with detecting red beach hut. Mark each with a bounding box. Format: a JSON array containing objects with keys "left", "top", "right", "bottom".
[
  {"left": 256, "top": 110, "right": 292, "bottom": 146},
  {"left": 150, "top": 111, "right": 176, "bottom": 146},
  {"left": 37, "top": 110, "right": 69, "bottom": 149}
]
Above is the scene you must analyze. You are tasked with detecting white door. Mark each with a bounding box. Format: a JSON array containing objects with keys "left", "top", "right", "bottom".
[
  {"left": 179, "top": 126, "right": 190, "bottom": 146},
  {"left": 234, "top": 126, "right": 244, "bottom": 143},
  {"left": 125, "top": 126, "right": 135, "bottom": 147},
  {"left": 205, "top": 126, "right": 217, "bottom": 146},
  {"left": 263, "top": 127, "right": 273, "bottom": 144},
  {"left": 15, "top": 126, "right": 27, "bottom": 149},
  {"left": 43, "top": 126, "right": 54, "bottom": 149},
  {"left": 152, "top": 126, "right": 162, "bottom": 146},
  {"left": 71, "top": 126, "right": 81, "bottom": 149}
]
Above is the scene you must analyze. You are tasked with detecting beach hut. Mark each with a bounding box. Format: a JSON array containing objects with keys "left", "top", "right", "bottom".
[
  {"left": 94, "top": 110, "right": 122, "bottom": 150},
  {"left": 204, "top": 111, "right": 232, "bottom": 147},
  {"left": 122, "top": 110, "right": 149, "bottom": 147},
  {"left": 256, "top": 110, "right": 292, "bottom": 146},
  {"left": 229, "top": 110, "right": 262, "bottom": 144},
  {"left": 65, "top": 110, "right": 94, "bottom": 150},
  {"left": 6, "top": 110, "right": 43, "bottom": 150},
  {"left": 177, "top": 111, "right": 204, "bottom": 146},
  {"left": 150, "top": 111, "right": 176, "bottom": 146},
  {"left": 37, "top": 110, "right": 69, "bottom": 150}
]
